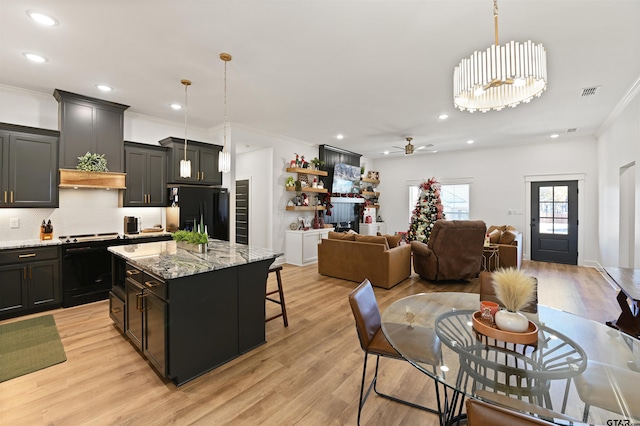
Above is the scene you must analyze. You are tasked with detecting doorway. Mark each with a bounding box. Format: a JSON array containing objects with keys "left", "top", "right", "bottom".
[
  {"left": 530, "top": 180, "right": 578, "bottom": 265},
  {"left": 235, "top": 179, "right": 249, "bottom": 244}
]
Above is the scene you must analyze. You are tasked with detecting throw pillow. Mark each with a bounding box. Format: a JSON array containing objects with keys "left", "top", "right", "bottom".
[
  {"left": 487, "top": 225, "right": 507, "bottom": 234},
  {"left": 377, "top": 232, "right": 402, "bottom": 247},
  {"left": 354, "top": 234, "right": 390, "bottom": 250},
  {"left": 489, "top": 229, "right": 501, "bottom": 244},
  {"left": 328, "top": 231, "right": 356, "bottom": 241},
  {"left": 499, "top": 230, "right": 516, "bottom": 245}
]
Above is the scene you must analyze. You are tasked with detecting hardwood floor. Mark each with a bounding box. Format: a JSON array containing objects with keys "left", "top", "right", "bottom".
[{"left": 0, "top": 261, "right": 621, "bottom": 425}]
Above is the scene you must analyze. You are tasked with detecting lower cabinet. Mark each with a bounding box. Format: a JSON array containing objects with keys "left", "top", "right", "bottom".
[
  {"left": 0, "top": 246, "right": 61, "bottom": 320},
  {"left": 285, "top": 228, "right": 332, "bottom": 266},
  {"left": 359, "top": 222, "right": 387, "bottom": 236},
  {"left": 124, "top": 265, "right": 167, "bottom": 377}
]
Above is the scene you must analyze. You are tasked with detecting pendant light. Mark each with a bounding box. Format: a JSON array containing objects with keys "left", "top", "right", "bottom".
[
  {"left": 179, "top": 79, "right": 192, "bottom": 178},
  {"left": 218, "top": 53, "right": 232, "bottom": 174},
  {"left": 453, "top": 0, "right": 547, "bottom": 112}
]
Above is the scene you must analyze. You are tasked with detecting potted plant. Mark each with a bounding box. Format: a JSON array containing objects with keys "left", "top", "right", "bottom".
[
  {"left": 491, "top": 268, "right": 537, "bottom": 332},
  {"left": 173, "top": 216, "right": 209, "bottom": 253},
  {"left": 310, "top": 157, "right": 325, "bottom": 171},
  {"left": 77, "top": 152, "right": 109, "bottom": 172}
]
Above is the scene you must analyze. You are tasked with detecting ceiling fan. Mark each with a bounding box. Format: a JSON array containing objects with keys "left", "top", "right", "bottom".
[{"left": 386, "top": 137, "right": 434, "bottom": 156}]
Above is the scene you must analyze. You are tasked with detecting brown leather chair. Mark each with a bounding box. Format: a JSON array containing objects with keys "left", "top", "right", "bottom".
[
  {"left": 348, "top": 279, "right": 442, "bottom": 425},
  {"left": 466, "top": 398, "right": 556, "bottom": 425},
  {"left": 411, "top": 220, "right": 486, "bottom": 281}
]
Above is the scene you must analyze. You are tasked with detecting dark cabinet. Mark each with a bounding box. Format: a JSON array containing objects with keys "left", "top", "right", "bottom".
[
  {"left": 0, "top": 246, "right": 61, "bottom": 320},
  {"left": 53, "top": 89, "right": 129, "bottom": 172},
  {"left": 124, "top": 264, "right": 167, "bottom": 377},
  {"left": 0, "top": 123, "right": 59, "bottom": 208},
  {"left": 123, "top": 142, "right": 167, "bottom": 207},
  {"left": 159, "top": 137, "right": 222, "bottom": 185}
]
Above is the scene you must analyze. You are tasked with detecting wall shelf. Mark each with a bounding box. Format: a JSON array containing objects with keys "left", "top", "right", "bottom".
[
  {"left": 286, "top": 186, "right": 327, "bottom": 193},
  {"left": 361, "top": 191, "right": 379, "bottom": 196},
  {"left": 286, "top": 206, "right": 327, "bottom": 211},
  {"left": 286, "top": 167, "right": 328, "bottom": 177},
  {"left": 361, "top": 177, "right": 380, "bottom": 184}
]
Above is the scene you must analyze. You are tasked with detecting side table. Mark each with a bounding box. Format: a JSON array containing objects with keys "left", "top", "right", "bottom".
[{"left": 482, "top": 244, "right": 500, "bottom": 271}]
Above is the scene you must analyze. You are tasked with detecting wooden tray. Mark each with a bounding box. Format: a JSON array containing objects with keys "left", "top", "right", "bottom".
[
  {"left": 472, "top": 311, "right": 539, "bottom": 345},
  {"left": 141, "top": 228, "right": 164, "bottom": 233}
]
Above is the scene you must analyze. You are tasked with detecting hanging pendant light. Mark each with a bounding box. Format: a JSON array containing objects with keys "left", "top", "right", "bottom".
[
  {"left": 179, "top": 79, "right": 192, "bottom": 178},
  {"left": 218, "top": 53, "right": 232, "bottom": 174},
  {"left": 453, "top": 0, "right": 547, "bottom": 113}
]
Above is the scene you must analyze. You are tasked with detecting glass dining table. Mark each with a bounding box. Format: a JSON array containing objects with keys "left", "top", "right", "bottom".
[{"left": 380, "top": 292, "right": 640, "bottom": 426}]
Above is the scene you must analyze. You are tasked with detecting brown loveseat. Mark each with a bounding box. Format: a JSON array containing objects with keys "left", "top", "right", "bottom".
[
  {"left": 486, "top": 225, "right": 523, "bottom": 269},
  {"left": 411, "top": 220, "right": 486, "bottom": 281},
  {"left": 317, "top": 232, "right": 411, "bottom": 289}
]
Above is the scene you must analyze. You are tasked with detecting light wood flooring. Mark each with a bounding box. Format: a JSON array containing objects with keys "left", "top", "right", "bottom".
[{"left": 0, "top": 261, "right": 621, "bottom": 425}]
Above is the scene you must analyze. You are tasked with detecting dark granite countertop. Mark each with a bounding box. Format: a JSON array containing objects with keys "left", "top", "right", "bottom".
[{"left": 108, "top": 239, "right": 282, "bottom": 280}]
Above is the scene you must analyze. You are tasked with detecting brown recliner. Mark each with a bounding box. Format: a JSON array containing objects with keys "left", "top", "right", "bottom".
[{"left": 411, "top": 220, "right": 486, "bottom": 281}]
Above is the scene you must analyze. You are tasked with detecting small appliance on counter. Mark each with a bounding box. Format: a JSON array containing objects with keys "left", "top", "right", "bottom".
[{"left": 124, "top": 216, "right": 140, "bottom": 234}]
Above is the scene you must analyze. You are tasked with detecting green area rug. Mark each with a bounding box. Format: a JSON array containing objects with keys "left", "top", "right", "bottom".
[{"left": 0, "top": 315, "right": 66, "bottom": 382}]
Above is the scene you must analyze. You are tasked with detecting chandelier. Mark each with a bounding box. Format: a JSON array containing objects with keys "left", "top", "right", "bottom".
[
  {"left": 453, "top": 0, "right": 547, "bottom": 113},
  {"left": 179, "top": 79, "right": 192, "bottom": 178},
  {"left": 218, "top": 53, "right": 232, "bottom": 174}
]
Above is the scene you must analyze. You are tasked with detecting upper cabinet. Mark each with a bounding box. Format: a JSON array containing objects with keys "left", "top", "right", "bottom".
[
  {"left": 53, "top": 89, "right": 129, "bottom": 173},
  {"left": 123, "top": 142, "right": 167, "bottom": 207},
  {"left": 159, "top": 137, "right": 222, "bottom": 186},
  {"left": 0, "top": 123, "right": 59, "bottom": 208}
]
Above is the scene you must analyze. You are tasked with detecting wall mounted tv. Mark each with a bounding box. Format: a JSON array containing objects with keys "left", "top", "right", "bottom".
[{"left": 332, "top": 163, "right": 361, "bottom": 193}]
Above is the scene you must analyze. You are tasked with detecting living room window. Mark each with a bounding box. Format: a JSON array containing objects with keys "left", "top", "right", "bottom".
[{"left": 408, "top": 182, "right": 471, "bottom": 222}]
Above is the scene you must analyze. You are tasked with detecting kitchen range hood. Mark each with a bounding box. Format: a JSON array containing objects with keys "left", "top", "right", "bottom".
[{"left": 59, "top": 169, "right": 126, "bottom": 189}]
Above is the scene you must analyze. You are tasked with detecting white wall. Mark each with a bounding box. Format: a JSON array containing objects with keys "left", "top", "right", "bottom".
[
  {"left": 374, "top": 137, "right": 600, "bottom": 265},
  {"left": 231, "top": 124, "right": 318, "bottom": 257},
  {"left": 596, "top": 89, "right": 640, "bottom": 267},
  {"left": 236, "top": 147, "right": 273, "bottom": 249}
]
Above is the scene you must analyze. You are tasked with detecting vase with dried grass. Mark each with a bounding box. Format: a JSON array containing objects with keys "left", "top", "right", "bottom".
[{"left": 492, "top": 268, "right": 537, "bottom": 332}]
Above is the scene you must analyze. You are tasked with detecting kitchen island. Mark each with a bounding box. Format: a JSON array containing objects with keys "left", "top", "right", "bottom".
[{"left": 108, "top": 239, "right": 281, "bottom": 386}]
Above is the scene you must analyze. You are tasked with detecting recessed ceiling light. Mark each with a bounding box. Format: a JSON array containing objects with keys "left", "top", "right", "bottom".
[
  {"left": 27, "top": 10, "right": 58, "bottom": 26},
  {"left": 336, "top": 134, "right": 344, "bottom": 140},
  {"left": 170, "top": 103, "right": 182, "bottom": 110},
  {"left": 550, "top": 134, "right": 560, "bottom": 139},
  {"left": 438, "top": 114, "right": 449, "bottom": 120},
  {"left": 382, "top": 151, "right": 389, "bottom": 155},
  {"left": 23, "top": 52, "right": 47, "bottom": 63},
  {"left": 96, "top": 84, "right": 112, "bottom": 92},
  {"left": 467, "top": 140, "right": 474, "bottom": 144}
]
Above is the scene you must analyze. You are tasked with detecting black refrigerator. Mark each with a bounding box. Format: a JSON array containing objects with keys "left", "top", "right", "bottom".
[{"left": 167, "top": 186, "right": 230, "bottom": 241}]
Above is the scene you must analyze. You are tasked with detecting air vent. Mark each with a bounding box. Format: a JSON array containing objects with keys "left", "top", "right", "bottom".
[
  {"left": 580, "top": 86, "right": 600, "bottom": 97},
  {"left": 566, "top": 128, "right": 577, "bottom": 133}
]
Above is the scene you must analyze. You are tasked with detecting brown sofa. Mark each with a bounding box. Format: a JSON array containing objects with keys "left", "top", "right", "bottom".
[
  {"left": 317, "top": 232, "right": 411, "bottom": 289},
  {"left": 411, "top": 220, "right": 486, "bottom": 281},
  {"left": 486, "top": 225, "right": 523, "bottom": 269}
]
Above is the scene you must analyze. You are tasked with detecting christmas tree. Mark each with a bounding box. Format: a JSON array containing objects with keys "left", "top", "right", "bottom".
[{"left": 407, "top": 177, "right": 445, "bottom": 242}]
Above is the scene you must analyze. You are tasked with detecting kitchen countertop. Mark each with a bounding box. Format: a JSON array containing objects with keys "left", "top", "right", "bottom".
[
  {"left": 0, "top": 239, "right": 62, "bottom": 250},
  {"left": 0, "top": 232, "right": 172, "bottom": 251},
  {"left": 108, "top": 240, "right": 282, "bottom": 280}
]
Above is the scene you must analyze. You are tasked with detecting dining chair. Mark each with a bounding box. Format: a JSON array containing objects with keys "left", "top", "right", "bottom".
[
  {"left": 570, "top": 360, "right": 640, "bottom": 422},
  {"left": 348, "top": 279, "right": 442, "bottom": 425},
  {"left": 466, "top": 398, "right": 556, "bottom": 425}
]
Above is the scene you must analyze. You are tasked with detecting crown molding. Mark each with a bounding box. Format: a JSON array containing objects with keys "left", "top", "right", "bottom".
[{"left": 596, "top": 73, "right": 640, "bottom": 137}]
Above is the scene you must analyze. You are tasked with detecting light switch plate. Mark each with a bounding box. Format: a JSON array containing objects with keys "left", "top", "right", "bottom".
[{"left": 10, "top": 218, "right": 19, "bottom": 228}]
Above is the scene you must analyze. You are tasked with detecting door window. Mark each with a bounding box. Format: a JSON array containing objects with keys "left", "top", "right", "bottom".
[{"left": 538, "top": 185, "right": 568, "bottom": 235}]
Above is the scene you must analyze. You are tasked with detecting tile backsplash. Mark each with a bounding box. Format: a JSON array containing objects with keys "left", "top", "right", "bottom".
[{"left": 0, "top": 189, "right": 165, "bottom": 241}]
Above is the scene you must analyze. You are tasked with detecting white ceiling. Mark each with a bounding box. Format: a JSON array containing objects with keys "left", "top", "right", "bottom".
[{"left": 1, "top": 0, "right": 639, "bottom": 158}]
